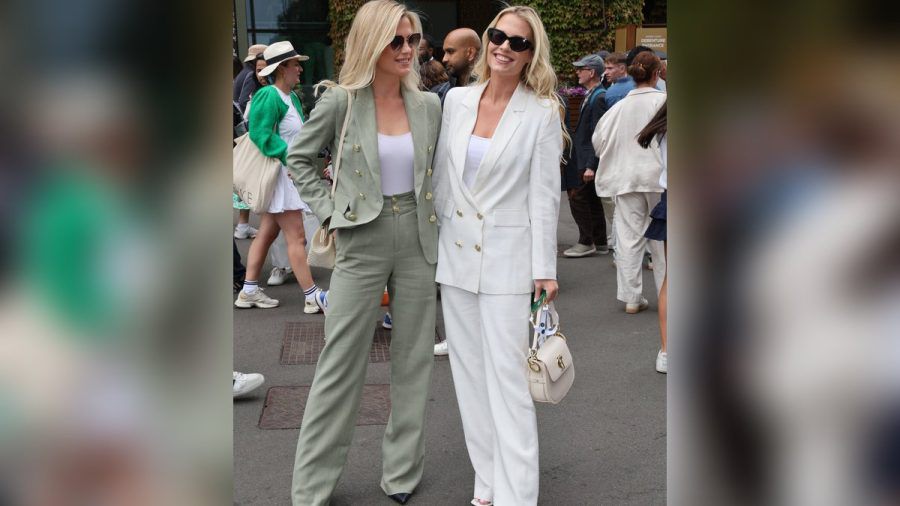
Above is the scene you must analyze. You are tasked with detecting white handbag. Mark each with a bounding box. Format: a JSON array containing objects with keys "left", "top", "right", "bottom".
[
  {"left": 307, "top": 89, "right": 354, "bottom": 269},
  {"left": 527, "top": 297, "right": 574, "bottom": 404},
  {"left": 232, "top": 131, "right": 281, "bottom": 214}
]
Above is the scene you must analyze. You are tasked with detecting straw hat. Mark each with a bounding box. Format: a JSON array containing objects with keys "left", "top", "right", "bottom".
[
  {"left": 258, "top": 41, "right": 309, "bottom": 77},
  {"left": 243, "top": 44, "right": 268, "bottom": 62}
]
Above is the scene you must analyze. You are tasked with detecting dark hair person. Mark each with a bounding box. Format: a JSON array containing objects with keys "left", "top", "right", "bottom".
[{"left": 637, "top": 101, "right": 668, "bottom": 373}]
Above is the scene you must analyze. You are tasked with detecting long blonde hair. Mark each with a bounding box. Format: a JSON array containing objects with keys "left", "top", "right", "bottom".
[
  {"left": 316, "top": 0, "right": 422, "bottom": 95},
  {"left": 474, "top": 5, "right": 569, "bottom": 145}
]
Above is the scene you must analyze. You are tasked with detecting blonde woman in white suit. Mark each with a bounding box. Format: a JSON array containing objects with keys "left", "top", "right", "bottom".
[{"left": 431, "top": 6, "right": 565, "bottom": 505}]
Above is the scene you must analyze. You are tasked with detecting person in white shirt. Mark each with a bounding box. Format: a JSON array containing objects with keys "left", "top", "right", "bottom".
[{"left": 592, "top": 50, "right": 667, "bottom": 314}]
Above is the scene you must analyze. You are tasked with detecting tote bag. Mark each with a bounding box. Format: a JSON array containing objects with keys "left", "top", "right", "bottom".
[{"left": 233, "top": 132, "right": 281, "bottom": 214}]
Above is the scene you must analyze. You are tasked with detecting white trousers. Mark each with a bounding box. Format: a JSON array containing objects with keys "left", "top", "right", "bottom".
[
  {"left": 613, "top": 192, "right": 666, "bottom": 304},
  {"left": 441, "top": 286, "right": 538, "bottom": 506},
  {"left": 601, "top": 196, "right": 616, "bottom": 249}
]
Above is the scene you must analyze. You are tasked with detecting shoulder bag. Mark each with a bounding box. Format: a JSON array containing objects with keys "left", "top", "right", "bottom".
[
  {"left": 307, "top": 88, "right": 354, "bottom": 269},
  {"left": 233, "top": 112, "right": 280, "bottom": 214},
  {"left": 527, "top": 293, "right": 574, "bottom": 404}
]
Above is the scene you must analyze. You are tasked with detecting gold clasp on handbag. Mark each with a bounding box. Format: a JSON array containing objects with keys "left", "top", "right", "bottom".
[
  {"left": 528, "top": 350, "right": 541, "bottom": 373},
  {"left": 557, "top": 355, "right": 566, "bottom": 369}
]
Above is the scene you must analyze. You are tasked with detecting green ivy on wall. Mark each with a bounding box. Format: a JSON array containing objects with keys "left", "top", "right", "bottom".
[
  {"left": 328, "top": 0, "right": 644, "bottom": 86},
  {"left": 328, "top": 0, "right": 365, "bottom": 74},
  {"left": 517, "top": 0, "right": 644, "bottom": 86}
]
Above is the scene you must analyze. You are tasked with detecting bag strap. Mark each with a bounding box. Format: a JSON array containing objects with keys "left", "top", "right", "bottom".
[
  {"left": 331, "top": 88, "right": 354, "bottom": 199},
  {"left": 529, "top": 298, "right": 560, "bottom": 352}
]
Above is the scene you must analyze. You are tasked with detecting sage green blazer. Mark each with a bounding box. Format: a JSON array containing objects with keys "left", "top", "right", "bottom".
[{"left": 286, "top": 85, "right": 442, "bottom": 264}]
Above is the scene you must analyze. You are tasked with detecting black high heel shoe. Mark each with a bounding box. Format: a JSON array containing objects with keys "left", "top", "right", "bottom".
[{"left": 387, "top": 492, "right": 412, "bottom": 504}]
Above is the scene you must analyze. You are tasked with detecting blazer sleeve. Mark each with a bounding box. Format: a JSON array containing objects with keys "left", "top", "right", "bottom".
[
  {"left": 247, "top": 86, "right": 288, "bottom": 163},
  {"left": 431, "top": 89, "right": 456, "bottom": 225},
  {"left": 285, "top": 86, "right": 345, "bottom": 225},
  {"left": 582, "top": 93, "right": 608, "bottom": 170},
  {"left": 529, "top": 105, "right": 563, "bottom": 281}
]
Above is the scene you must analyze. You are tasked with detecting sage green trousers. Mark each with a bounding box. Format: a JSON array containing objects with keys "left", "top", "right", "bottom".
[{"left": 291, "top": 192, "right": 436, "bottom": 505}]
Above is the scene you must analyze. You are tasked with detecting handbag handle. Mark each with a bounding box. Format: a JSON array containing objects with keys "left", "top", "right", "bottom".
[
  {"left": 529, "top": 299, "right": 560, "bottom": 352},
  {"left": 331, "top": 88, "right": 354, "bottom": 199}
]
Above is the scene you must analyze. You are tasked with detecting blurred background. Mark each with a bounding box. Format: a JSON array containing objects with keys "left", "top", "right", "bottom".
[
  {"left": 0, "top": 0, "right": 231, "bottom": 504},
  {"left": 0, "top": 0, "right": 897, "bottom": 503},
  {"left": 672, "top": 0, "right": 900, "bottom": 505}
]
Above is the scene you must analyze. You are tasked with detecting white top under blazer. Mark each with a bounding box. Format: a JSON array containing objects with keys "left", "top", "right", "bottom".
[
  {"left": 432, "top": 82, "right": 563, "bottom": 295},
  {"left": 377, "top": 132, "right": 415, "bottom": 195}
]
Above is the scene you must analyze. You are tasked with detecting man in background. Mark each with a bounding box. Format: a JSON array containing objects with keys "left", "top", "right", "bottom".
[
  {"left": 430, "top": 28, "right": 481, "bottom": 105},
  {"left": 563, "top": 54, "right": 610, "bottom": 258}
]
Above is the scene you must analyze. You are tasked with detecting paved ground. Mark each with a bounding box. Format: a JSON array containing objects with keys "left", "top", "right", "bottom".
[{"left": 234, "top": 200, "right": 666, "bottom": 505}]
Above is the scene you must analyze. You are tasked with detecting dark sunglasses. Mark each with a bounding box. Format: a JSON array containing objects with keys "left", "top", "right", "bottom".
[
  {"left": 486, "top": 27, "right": 533, "bottom": 52},
  {"left": 389, "top": 33, "right": 422, "bottom": 51}
]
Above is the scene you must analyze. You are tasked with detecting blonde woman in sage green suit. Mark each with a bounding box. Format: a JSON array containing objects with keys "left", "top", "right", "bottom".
[{"left": 285, "top": 2, "right": 441, "bottom": 505}]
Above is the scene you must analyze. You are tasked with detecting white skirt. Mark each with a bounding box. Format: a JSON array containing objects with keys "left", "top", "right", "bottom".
[{"left": 266, "top": 165, "right": 311, "bottom": 214}]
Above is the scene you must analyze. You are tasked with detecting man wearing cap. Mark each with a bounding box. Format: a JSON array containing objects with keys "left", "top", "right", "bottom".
[
  {"left": 563, "top": 54, "right": 611, "bottom": 258},
  {"left": 234, "top": 44, "right": 267, "bottom": 103}
]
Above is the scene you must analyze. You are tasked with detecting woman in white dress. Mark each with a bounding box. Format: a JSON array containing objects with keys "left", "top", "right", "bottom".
[{"left": 234, "top": 41, "right": 326, "bottom": 313}]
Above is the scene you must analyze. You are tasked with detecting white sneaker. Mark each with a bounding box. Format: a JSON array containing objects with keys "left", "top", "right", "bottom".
[
  {"left": 233, "top": 371, "right": 265, "bottom": 398},
  {"left": 656, "top": 350, "right": 667, "bottom": 374},
  {"left": 625, "top": 297, "right": 649, "bottom": 314},
  {"left": 434, "top": 341, "right": 448, "bottom": 356},
  {"left": 235, "top": 288, "right": 279, "bottom": 308},
  {"left": 382, "top": 312, "right": 393, "bottom": 329},
  {"left": 267, "top": 267, "right": 293, "bottom": 286},
  {"left": 304, "top": 289, "right": 327, "bottom": 314},
  {"left": 563, "top": 243, "right": 596, "bottom": 257},
  {"left": 234, "top": 225, "right": 258, "bottom": 239}
]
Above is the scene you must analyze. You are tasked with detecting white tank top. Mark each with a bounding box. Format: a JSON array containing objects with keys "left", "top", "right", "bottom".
[
  {"left": 464, "top": 135, "right": 491, "bottom": 189},
  {"left": 377, "top": 132, "right": 415, "bottom": 195}
]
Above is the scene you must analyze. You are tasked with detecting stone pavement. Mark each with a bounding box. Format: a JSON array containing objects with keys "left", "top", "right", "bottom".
[{"left": 234, "top": 201, "right": 666, "bottom": 505}]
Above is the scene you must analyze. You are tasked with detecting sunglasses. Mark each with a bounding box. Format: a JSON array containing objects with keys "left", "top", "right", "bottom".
[
  {"left": 486, "top": 28, "right": 533, "bottom": 52},
  {"left": 389, "top": 33, "right": 422, "bottom": 52}
]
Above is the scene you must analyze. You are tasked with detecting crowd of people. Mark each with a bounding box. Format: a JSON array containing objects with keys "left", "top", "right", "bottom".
[{"left": 233, "top": 1, "right": 667, "bottom": 504}]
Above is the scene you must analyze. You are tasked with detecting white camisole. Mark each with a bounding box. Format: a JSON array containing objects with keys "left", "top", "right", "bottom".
[{"left": 377, "top": 132, "right": 415, "bottom": 195}]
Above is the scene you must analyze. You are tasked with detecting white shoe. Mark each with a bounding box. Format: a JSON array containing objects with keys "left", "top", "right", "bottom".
[
  {"left": 233, "top": 225, "right": 258, "bottom": 239},
  {"left": 304, "top": 289, "right": 327, "bottom": 314},
  {"left": 267, "top": 267, "right": 293, "bottom": 286},
  {"left": 656, "top": 350, "right": 667, "bottom": 374},
  {"left": 563, "top": 243, "right": 596, "bottom": 257},
  {"left": 233, "top": 371, "right": 265, "bottom": 398},
  {"left": 235, "top": 288, "right": 279, "bottom": 308},
  {"left": 382, "top": 312, "right": 393, "bottom": 329},
  {"left": 625, "top": 297, "right": 649, "bottom": 314},
  {"left": 434, "top": 341, "right": 448, "bottom": 356}
]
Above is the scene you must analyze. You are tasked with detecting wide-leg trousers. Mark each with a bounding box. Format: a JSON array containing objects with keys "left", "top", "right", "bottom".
[
  {"left": 441, "top": 285, "right": 538, "bottom": 506},
  {"left": 612, "top": 191, "right": 666, "bottom": 304},
  {"left": 291, "top": 192, "right": 436, "bottom": 505}
]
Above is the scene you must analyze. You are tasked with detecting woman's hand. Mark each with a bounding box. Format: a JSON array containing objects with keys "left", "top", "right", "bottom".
[{"left": 533, "top": 279, "right": 559, "bottom": 303}]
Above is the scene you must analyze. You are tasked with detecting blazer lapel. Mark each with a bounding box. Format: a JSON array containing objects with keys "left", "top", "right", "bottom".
[
  {"left": 471, "top": 82, "right": 526, "bottom": 194},
  {"left": 450, "top": 83, "right": 485, "bottom": 210},
  {"left": 402, "top": 89, "right": 426, "bottom": 198},
  {"left": 353, "top": 86, "right": 381, "bottom": 191}
]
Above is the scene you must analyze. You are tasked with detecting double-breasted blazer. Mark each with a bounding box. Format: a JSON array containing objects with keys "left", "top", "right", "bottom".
[
  {"left": 286, "top": 85, "right": 443, "bottom": 264},
  {"left": 433, "top": 82, "right": 563, "bottom": 294}
]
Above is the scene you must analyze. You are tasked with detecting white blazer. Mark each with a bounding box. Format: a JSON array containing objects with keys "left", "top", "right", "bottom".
[{"left": 433, "top": 82, "right": 563, "bottom": 295}]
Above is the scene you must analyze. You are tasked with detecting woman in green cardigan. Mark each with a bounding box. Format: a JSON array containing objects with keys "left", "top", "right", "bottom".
[
  {"left": 234, "top": 41, "right": 327, "bottom": 313},
  {"left": 286, "top": 1, "right": 442, "bottom": 504}
]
